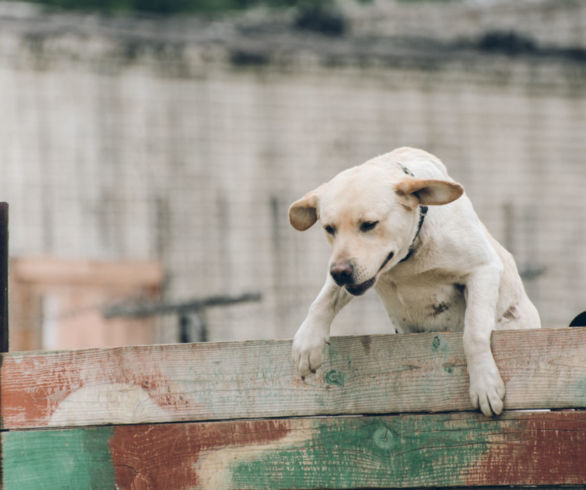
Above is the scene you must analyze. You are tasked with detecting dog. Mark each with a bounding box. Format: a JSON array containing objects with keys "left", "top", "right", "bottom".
[{"left": 289, "top": 147, "right": 541, "bottom": 417}]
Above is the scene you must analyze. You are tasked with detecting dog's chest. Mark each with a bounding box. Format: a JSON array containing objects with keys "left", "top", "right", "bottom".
[{"left": 375, "top": 274, "right": 466, "bottom": 333}]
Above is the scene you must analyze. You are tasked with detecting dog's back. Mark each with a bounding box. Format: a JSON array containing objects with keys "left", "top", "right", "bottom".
[{"left": 367, "top": 147, "right": 450, "bottom": 180}]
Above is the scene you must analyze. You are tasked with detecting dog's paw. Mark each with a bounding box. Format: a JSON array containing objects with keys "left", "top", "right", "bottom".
[
  {"left": 292, "top": 324, "right": 329, "bottom": 378},
  {"left": 468, "top": 364, "right": 506, "bottom": 417}
]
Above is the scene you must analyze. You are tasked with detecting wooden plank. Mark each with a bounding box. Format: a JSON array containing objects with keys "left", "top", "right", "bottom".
[
  {"left": 2, "top": 411, "right": 585, "bottom": 489},
  {"left": 1, "top": 328, "right": 585, "bottom": 429},
  {"left": 10, "top": 257, "right": 163, "bottom": 288}
]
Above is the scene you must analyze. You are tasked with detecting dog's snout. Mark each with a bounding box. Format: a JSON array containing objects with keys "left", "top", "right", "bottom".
[{"left": 330, "top": 260, "right": 354, "bottom": 286}]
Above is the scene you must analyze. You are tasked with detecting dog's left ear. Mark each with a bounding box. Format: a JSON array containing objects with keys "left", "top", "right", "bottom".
[{"left": 396, "top": 178, "right": 464, "bottom": 208}]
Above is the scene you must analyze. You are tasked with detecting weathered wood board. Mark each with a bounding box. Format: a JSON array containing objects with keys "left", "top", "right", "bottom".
[
  {"left": 2, "top": 328, "right": 586, "bottom": 429},
  {"left": 3, "top": 411, "right": 585, "bottom": 489}
]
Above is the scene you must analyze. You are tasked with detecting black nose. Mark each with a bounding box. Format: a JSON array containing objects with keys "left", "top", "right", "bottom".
[{"left": 330, "top": 260, "right": 354, "bottom": 286}]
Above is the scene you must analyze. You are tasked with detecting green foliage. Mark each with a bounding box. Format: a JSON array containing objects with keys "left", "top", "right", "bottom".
[{"left": 29, "top": 0, "right": 330, "bottom": 14}]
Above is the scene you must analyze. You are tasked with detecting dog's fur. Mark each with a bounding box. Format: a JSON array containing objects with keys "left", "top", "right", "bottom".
[{"left": 289, "top": 147, "right": 540, "bottom": 416}]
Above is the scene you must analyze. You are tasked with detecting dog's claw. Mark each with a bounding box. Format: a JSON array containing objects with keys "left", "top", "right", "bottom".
[
  {"left": 469, "top": 367, "right": 506, "bottom": 417},
  {"left": 292, "top": 323, "right": 329, "bottom": 377}
]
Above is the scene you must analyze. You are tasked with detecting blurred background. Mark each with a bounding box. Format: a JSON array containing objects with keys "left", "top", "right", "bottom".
[{"left": 1, "top": 0, "right": 585, "bottom": 351}]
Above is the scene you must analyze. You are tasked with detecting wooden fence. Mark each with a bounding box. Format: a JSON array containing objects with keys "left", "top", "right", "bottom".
[
  {"left": 0, "top": 203, "right": 585, "bottom": 488},
  {"left": 0, "top": 329, "right": 585, "bottom": 488}
]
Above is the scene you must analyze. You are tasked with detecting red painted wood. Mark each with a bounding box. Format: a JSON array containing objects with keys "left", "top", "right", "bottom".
[
  {"left": 0, "top": 346, "right": 193, "bottom": 428},
  {"left": 109, "top": 419, "right": 291, "bottom": 488},
  {"left": 466, "top": 411, "right": 586, "bottom": 486}
]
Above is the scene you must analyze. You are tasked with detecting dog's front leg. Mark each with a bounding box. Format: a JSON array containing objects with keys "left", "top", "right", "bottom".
[
  {"left": 463, "top": 265, "right": 506, "bottom": 416},
  {"left": 292, "top": 276, "right": 353, "bottom": 377}
]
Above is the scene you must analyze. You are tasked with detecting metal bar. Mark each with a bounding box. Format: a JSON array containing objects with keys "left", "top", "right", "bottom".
[
  {"left": 0, "top": 203, "right": 8, "bottom": 353},
  {"left": 102, "top": 292, "right": 261, "bottom": 319}
]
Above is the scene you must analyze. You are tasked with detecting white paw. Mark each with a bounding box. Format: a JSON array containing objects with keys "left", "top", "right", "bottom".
[
  {"left": 468, "top": 363, "right": 506, "bottom": 417},
  {"left": 292, "top": 323, "right": 329, "bottom": 377}
]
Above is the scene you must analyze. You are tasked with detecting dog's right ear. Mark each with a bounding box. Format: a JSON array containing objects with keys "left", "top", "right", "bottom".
[{"left": 289, "top": 185, "right": 324, "bottom": 231}]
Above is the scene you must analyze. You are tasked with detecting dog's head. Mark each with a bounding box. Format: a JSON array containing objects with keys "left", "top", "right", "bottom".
[{"left": 289, "top": 164, "right": 463, "bottom": 296}]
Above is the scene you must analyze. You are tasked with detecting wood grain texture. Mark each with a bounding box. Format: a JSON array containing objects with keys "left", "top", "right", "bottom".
[
  {"left": 1, "top": 328, "right": 586, "bottom": 429},
  {"left": 2, "top": 411, "right": 585, "bottom": 489}
]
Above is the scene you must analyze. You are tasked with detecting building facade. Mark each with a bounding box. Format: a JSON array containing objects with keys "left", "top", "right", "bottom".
[{"left": 1, "top": 1, "right": 585, "bottom": 347}]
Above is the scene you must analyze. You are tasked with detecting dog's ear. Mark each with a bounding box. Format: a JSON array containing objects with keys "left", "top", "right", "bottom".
[
  {"left": 289, "top": 185, "right": 324, "bottom": 231},
  {"left": 396, "top": 178, "right": 463, "bottom": 208}
]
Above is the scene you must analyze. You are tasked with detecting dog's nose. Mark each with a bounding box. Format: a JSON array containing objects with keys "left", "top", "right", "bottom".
[{"left": 330, "top": 260, "right": 354, "bottom": 286}]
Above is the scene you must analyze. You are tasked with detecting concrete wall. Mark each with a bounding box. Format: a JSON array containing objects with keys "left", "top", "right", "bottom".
[
  {"left": 1, "top": 1, "right": 585, "bottom": 345},
  {"left": 344, "top": 0, "right": 586, "bottom": 49}
]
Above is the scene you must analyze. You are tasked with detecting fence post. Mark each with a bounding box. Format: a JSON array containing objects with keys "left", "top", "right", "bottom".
[
  {"left": 0, "top": 203, "right": 7, "bottom": 353},
  {"left": 0, "top": 203, "right": 7, "bottom": 489}
]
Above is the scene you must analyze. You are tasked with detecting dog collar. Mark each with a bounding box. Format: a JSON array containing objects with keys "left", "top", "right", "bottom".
[
  {"left": 400, "top": 205, "right": 428, "bottom": 263},
  {"left": 397, "top": 161, "right": 428, "bottom": 263}
]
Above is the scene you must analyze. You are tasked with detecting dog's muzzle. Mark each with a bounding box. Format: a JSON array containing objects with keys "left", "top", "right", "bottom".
[{"left": 331, "top": 251, "right": 395, "bottom": 296}]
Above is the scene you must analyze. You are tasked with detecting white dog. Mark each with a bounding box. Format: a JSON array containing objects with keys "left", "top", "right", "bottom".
[{"left": 289, "top": 147, "right": 540, "bottom": 417}]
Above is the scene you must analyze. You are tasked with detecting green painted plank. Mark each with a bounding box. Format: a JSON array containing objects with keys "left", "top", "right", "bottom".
[
  {"left": 2, "top": 411, "right": 585, "bottom": 489},
  {"left": 2, "top": 426, "right": 115, "bottom": 490},
  {"left": 231, "top": 415, "right": 485, "bottom": 488},
  {"left": 230, "top": 411, "right": 586, "bottom": 488},
  {"left": 2, "top": 328, "right": 586, "bottom": 429}
]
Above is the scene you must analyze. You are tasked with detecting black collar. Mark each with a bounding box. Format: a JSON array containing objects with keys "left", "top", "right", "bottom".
[
  {"left": 399, "top": 205, "right": 427, "bottom": 263},
  {"left": 397, "top": 161, "right": 427, "bottom": 263}
]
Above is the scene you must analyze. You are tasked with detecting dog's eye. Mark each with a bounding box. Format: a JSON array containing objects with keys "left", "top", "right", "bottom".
[
  {"left": 324, "top": 225, "right": 336, "bottom": 235},
  {"left": 360, "top": 221, "right": 379, "bottom": 232}
]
